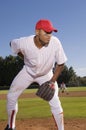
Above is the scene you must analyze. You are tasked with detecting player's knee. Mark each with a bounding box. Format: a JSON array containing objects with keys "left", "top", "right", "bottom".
[
  {"left": 7, "top": 92, "right": 16, "bottom": 102},
  {"left": 7, "top": 93, "right": 13, "bottom": 102}
]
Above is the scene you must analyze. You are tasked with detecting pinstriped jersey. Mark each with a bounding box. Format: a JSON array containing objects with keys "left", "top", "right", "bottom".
[{"left": 11, "top": 35, "right": 67, "bottom": 77}]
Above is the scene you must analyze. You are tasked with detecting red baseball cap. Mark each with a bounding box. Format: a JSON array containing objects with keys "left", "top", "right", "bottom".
[{"left": 35, "top": 19, "right": 58, "bottom": 32}]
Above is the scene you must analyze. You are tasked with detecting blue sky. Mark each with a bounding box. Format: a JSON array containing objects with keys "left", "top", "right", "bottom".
[{"left": 0, "top": 0, "right": 86, "bottom": 77}]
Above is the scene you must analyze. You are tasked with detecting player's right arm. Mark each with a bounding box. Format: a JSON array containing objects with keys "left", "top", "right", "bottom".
[
  {"left": 17, "top": 52, "right": 24, "bottom": 59},
  {"left": 9, "top": 39, "right": 24, "bottom": 59}
]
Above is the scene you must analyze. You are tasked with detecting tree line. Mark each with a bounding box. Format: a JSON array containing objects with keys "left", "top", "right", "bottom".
[{"left": 0, "top": 55, "right": 86, "bottom": 90}]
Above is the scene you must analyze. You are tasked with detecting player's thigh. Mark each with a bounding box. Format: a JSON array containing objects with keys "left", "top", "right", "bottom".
[
  {"left": 36, "top": 71, "right": 53, "bottom": 85},
  {"left": 9, "top": 66, "right": 33, "bottom": 93}
]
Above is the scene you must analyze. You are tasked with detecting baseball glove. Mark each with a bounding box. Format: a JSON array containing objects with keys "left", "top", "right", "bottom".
[{"left": 36, "top": 81, "right": 55, "bottom": 101}]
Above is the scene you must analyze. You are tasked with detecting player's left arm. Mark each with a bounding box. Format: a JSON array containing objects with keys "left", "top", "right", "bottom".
[{"left": 50, "top": 63, "right": 64, "bottom": 82}]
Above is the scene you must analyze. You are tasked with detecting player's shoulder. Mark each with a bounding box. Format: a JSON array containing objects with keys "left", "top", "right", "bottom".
[
  {"left": 12, "top": 35, "right": 34, "bottom": 42},
  {"left": 50, "top": 35, "right": 62, "bottom": 47},
  {"left": 51, "top": 36, "right": 61, "bottom": 43},
  {"left": 19, "top": 35, "right": 34, "bottom": 41}
]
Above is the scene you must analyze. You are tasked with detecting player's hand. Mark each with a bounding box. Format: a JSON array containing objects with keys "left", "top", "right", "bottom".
[{"left": 36, "top": 81, "right": 55, "bottom": 101}]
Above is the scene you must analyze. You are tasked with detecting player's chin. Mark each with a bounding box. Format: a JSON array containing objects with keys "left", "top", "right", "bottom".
[
  {"left": 44, "top": 42, "right": 49, "bottom": 47},
  {"left": 47, "top": 39, "right": 50, "bottom": 43},
  {"left": 45, "top": 40, "right": 50, "bottom": 45}
]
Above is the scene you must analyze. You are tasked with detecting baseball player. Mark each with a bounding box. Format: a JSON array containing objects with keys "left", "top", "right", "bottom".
[
  {"left": 4, "top": 19, "right": 67, "bottom": 130},
  {"left": 59, "top": 82, "right": 69, "bottom": 94}
]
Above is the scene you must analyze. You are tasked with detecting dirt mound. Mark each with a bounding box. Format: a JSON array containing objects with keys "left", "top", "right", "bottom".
[{"left": 1, "top": 118, "right": 86, "bottom": 130}]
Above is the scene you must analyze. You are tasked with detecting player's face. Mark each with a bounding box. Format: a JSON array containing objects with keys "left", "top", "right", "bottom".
[{"left": 37, "top": 29, "right": 52, "bottom": 46}]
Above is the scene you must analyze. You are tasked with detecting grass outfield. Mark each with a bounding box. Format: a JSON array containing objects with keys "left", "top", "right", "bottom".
[
  {"left": 0, "top": 87, "right": 86, "bottom": 120},
  {"left": 60, "top": 97, "right": 86, "bottom": 118},
  {"left": 67, "top": 86, "right": 86, "bottom": 91}
]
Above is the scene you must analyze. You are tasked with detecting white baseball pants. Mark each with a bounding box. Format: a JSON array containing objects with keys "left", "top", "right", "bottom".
[{"left": 6, "top": 66, "right": 64, "bottom": 130}]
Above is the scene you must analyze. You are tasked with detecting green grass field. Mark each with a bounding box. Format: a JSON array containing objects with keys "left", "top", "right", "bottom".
[{"left": 0, "top": 87, "right": 86, "bottom": 121}]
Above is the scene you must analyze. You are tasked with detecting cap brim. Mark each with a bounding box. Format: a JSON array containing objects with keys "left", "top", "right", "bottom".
[
  {"left": 44, "top": 28, "right": 58, "bottom": 33},
  {"left": 53, "top": 29, "right": 58, "bottom": 32}
]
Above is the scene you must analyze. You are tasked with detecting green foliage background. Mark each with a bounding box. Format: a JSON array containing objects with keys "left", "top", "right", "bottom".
[{"left": 0, "top": 55, "right": 86, "bottom": 88}]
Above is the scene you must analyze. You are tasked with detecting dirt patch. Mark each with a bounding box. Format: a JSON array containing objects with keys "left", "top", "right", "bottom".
[
  {"left": 0, "top": 118, "right": 86, "bottom": 130},
  {"left": 59, "top": 91, "right": 86, "bottom": 97},
  {"left": 0, "top": 91, "right": 86, "bottom": 130},
  {"left": 0, "top": 91, "right": 86, "bottom": 100}
]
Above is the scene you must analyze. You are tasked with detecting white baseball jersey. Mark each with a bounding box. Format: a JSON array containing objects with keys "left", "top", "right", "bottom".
[{"left": 11, "top": 35, "right": 67, "bottom": 77}]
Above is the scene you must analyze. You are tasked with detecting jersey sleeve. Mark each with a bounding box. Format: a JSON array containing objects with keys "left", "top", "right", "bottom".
[
  {"left": 10, "top": 37, "right": 27, "bottom": 54},
  {"left": 10, "top": 39, "right": 21, "bottom": 54},
  {"left": 54, "top": 37, "right": 67, "bottom": 65}
]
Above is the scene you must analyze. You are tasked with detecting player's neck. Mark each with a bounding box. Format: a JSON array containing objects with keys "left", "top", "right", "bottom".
[{"left": 34, "top": 36, "right": 44, "bottom": 49}]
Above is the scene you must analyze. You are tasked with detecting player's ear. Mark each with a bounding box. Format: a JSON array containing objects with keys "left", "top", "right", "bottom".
[
  {"left": 9, "top": 41, "right": 11, "bottom": 47},
  {"left": 35, "top": 30, "right": 39, "bottom": 36}
]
